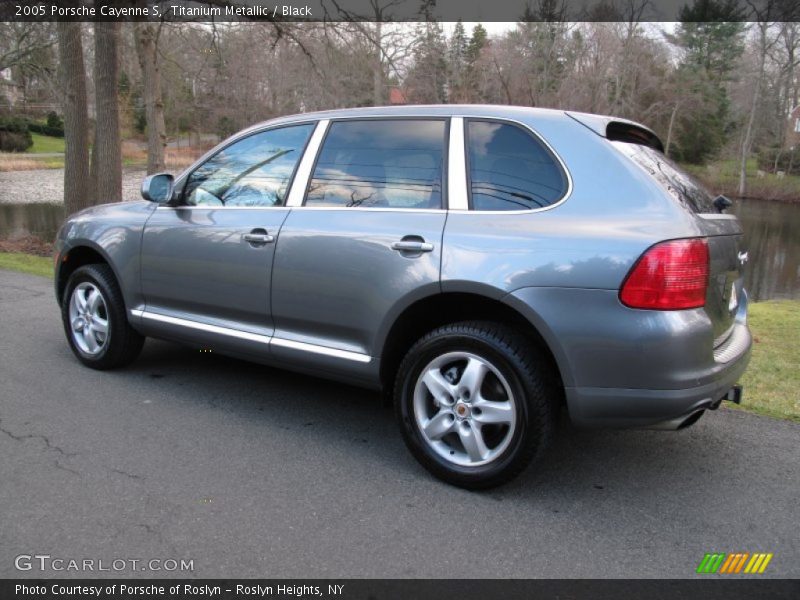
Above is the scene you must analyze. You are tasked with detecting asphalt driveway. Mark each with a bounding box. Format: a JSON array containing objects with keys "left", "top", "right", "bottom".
[{"left": 1, "top": 269, "right": 798, "bottom": 578}]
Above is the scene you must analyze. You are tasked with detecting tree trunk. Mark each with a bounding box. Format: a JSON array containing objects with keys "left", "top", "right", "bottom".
[
  {"left": 738, "top": 106, "right": 756, "bottom": 198},
  {"left": 773, "top": 148, "right": 782, "bottom": 173},
  {"left": 134, "top": 23, "right": 166, "bottom": 174},
  {"left": 665, "top": 101, "right": 679, "bottom": 158},
  {"left": 738, "top": 28, "right": 768, "bottom": 198},
  {"left": 372, "top": 21, "right": 383, "bottom": 106},
  {"left": 57, "top": 22, "right": 92, "bottom": 216},
  {"left": 91, "top": 22, "right": 122, "bottom": 203}
]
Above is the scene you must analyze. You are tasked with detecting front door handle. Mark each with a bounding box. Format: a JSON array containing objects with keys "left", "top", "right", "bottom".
[
  {"left": 242, "top": 229, "right": 274, "bottom": 246},
  {"left": 391, "top": 240, "right": 434, "bottom": 253}
]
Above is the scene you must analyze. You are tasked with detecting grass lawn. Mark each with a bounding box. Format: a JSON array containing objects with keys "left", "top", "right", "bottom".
[
  {"left": 737, "top": 300, "right": 800, "bottom": 421},
  {"left": 683, "top": 158, "right": 800, "bottom": 202},
  {"left": 0, "top": 252, "right": 52, "bottom": 277},
  {"left": 0, "top": 155, "right": 64, "bottom": 171},
  {"left": 28, "top": 133, "right": 65, "bottom": 154},
  {"left": 0, "top": 252, "right": 797, "bottom": 421}
]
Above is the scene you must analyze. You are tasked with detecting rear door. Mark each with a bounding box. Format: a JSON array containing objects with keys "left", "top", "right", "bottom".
[
  {"left": 270, "top": 118, "right": 449, "bottom": 366},
  {"left": 612, "top": 142, "right": 745, "bottom": 340},
  {"left": 139, "top": 123, "right": 315, "bottom": 351}
]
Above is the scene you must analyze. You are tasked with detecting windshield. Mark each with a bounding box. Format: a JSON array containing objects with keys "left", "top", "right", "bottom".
[{"left": 611, "top": 141, "right": 717, "bottom": 213}]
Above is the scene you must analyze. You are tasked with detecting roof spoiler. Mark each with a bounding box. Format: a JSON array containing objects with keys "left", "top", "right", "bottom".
[{"left": 566, "top": 111, "right": 664, "bottom": 153}]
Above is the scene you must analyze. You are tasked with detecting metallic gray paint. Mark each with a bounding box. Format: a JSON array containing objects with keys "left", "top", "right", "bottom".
[
  {"left": 55, "top": 200, "right": 156, "bottom": 310},
  {"left": 54, "top": 105, "right": 752, "bottom": 429},
  {"left": 140, "top": 206, "right": 290, "bottom": 336},
  {"left": 271, "top": 209, "right": 446, "bottom": 358}
]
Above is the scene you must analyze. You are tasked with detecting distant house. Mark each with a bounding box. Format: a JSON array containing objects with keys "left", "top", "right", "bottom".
[
  {"left": 0, "top": 68, "right": 22, "bottom": 106},
  {"left": 786, "top": 104, "right": 800, "bottom": 149},
  {"left": 388, "top": 86, "right": 407, "bottom": 105}
]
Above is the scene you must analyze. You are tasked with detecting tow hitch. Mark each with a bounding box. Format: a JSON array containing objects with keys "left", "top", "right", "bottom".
[{"left": 724, "top": 385, "right": 743, "bottom": 405}]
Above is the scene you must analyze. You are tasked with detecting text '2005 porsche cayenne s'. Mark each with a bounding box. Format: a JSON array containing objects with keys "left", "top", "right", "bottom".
[{"left": 55, "top": 105, "right": 751, "bottom": 488}]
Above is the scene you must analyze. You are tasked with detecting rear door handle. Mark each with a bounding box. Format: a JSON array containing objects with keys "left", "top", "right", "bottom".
[
  {"left": 391, "top": 241, "right": 434, "bottom": 253},
  {"left": 242, "top": 230, "right": 274, "bottom": 245}
]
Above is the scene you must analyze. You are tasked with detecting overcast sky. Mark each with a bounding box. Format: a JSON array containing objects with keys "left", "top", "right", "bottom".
[{"left": 440, "top": 21, "right": 677, "bottom": 40}]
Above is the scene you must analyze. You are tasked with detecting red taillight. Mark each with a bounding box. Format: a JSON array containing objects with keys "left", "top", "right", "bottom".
[{"left": 620, "top": 238, "right": 709, "bottom": 310}]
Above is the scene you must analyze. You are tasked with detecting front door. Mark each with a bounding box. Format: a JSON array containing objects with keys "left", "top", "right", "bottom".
[{"left": 139, "top": 123, "right": 315, "bottom": 352}]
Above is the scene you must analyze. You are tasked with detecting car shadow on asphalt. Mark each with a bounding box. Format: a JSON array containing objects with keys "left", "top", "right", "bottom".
[{"left": 125, "top": 339, "right": 750, "bottom": 505}]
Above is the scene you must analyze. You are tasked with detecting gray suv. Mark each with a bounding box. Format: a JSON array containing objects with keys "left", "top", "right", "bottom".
[{"left": 55, "top": 105, "right": 751, "bottom": 488}]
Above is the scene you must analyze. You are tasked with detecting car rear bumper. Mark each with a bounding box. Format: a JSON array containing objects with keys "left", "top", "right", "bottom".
[
  {"left": 504, "top": 286, "right": 753, "bottom": 429},
  {"left": 564, "top": 326, "right": 751, "bottom": 428}
]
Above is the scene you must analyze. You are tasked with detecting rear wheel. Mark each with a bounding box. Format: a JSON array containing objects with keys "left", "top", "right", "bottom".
[
  {"left": 61, "top": 264, "right": 144, "bottom": 369},
  {"left": 395, "top": 321, "right": 557, "bottom": 489}
]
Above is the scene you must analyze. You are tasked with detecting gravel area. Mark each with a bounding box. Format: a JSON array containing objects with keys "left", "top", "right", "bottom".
[{"left": 0, "top": 168, "right": 147, "bottom": 205}]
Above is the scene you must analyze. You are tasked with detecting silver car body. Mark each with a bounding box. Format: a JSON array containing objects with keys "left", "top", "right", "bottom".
[{"left": 54, "top": 105, "right": 751, "bottom": 429}]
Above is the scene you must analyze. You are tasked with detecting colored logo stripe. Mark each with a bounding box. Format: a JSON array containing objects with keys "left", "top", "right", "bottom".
[
  {"left": 719, "top": 553, "right": 749, "bottom": 573},
  {"left": 744, "top": 553, "right": 773, "bottom": 574},
  {"left": 697, "top": 553, "right": 773, "bottom": 574},
  {"left": 697, "top": 553, "right": 726, "bottom": 574}
]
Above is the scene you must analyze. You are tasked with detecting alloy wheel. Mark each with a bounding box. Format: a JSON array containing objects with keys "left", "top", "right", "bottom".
[
  {"left": 68, "top": 282, "right": 109, "bottom": 355},
  {"left": 412, "top": 351, "right": 517, "bottom": 467}
]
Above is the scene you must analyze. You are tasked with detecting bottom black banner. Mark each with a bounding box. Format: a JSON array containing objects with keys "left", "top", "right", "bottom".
[{"left": 2, "top": 579, "right": 799, "bottom": 600}]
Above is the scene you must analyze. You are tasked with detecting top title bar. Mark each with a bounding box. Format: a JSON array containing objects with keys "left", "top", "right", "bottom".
[{"left": 1, "top": 0, "right": 799, "bottom": 22}]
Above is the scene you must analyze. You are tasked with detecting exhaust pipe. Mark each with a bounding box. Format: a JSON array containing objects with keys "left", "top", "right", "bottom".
[
  {"left": 677, "top": 409, "right": 705, "bottom": 430},
  {"left": 648, "top": 406, "right": 709, "bottom": 430}
]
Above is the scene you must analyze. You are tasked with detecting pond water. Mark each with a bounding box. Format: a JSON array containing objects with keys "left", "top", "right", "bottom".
[
  {"left": 0, "top": 202, "right": 64, "bottom": 241},
  {"left": 732, "top": 200, "right": 800, "bottom": 301},
  {"left": 0, "top": 199, "right": 798, "bottom": 301}
]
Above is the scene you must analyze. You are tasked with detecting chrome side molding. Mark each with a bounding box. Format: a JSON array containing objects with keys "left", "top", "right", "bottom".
[
  {"left": 131, "top": 309, "right": 272, "bottom": 344},
  {"left": 131, "top": 309, "right": 371, "bottom": 363},
  {"left": 270, "top": 337, "right": 371, "bottom": 363}
]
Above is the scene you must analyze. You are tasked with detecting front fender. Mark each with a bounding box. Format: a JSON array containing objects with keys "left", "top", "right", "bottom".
[{"left": 55, "top": 201, "right": 155, "bottom": 310}]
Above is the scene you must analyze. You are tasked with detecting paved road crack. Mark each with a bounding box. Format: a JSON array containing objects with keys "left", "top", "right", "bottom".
[
  {"left": 0, "top": 418, "right": 79, "bottom": 457},
  {"left": 54, "top": 460, "right": 81, "bottom": 476},
  {"left": 111, "top": 468, "right": 143, "bottom": 480}
]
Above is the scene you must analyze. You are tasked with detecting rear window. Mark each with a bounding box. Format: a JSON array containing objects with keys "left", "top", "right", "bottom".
[
  {"left": 306, "top": 119, "right": 446, "bottom": 209},
  {"left": 466, "top": 120, "right": 568, "bottom": 211},
  {"left": 612, "top": 141, "right": 716, "bottom": 213}
]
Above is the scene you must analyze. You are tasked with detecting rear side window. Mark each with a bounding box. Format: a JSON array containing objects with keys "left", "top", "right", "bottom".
[
  {"left": 612, "top": 141, "right": 716, "bottom": 213},
  {"left": 466, "top": 120, "right": 567, "bottom": 211},
  {"left": 306, "top": 119, "right": 446, "bottom": 209}
]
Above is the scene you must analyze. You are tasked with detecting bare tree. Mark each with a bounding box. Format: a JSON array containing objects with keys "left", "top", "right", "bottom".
[
  {"left": 0, "top": 22, "right": 58, "bottom": 111},
  {"left": 738, "top": 2, "right": 784, "bottom": 196},
  {"left": 57, "top": 21, "right": 91, "bottom": 215},
  {"left": 91, "top": 22, "right": 122, "bottom": 203},
  {"left": 0, "top": 22, "right": 55, "bottom": 72},
  {"left": 768, "top": 22, "right": 800, "bottom": 170},
  {"left": 134, "top": 22, "right": 166, "bottom": 174},
  {"left": 327, "top": 0, "right": 417, "bottom": 105}
]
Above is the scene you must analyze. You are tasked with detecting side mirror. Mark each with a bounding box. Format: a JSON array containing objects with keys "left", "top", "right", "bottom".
[{"left": 141, "top": 173, "right": 175, "bottom": 203}]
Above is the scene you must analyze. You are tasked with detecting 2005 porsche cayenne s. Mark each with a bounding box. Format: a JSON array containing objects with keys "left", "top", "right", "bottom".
[{"left": 55, "top": 105, "right": 751, "bottom": 488}]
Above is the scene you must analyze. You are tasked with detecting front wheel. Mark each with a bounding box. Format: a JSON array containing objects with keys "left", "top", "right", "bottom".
[
  {"left": 394, "top": 321, "right": 557, "bottom": 489},
  {"left": 61, "top": 264, "right": 144, "bottom": 370}
]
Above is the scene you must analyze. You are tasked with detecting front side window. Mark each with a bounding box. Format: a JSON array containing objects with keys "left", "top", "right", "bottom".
[
  {"left": 466, "top": 120, "right": 568, "bottom": 211},
  {"left": 184, "top": 124, "right": 313, "bottom": 207},
  {"left": 306, "top": 119, "right": 446, "bottom": 209}
]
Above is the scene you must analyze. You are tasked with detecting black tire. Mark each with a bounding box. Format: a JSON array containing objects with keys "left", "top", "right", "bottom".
[
  {"left": 61, "top": 264, "right": 144, "bottom": 370},
  {"left": 394, "top": 321, "right": 557, "bottom": 489}
]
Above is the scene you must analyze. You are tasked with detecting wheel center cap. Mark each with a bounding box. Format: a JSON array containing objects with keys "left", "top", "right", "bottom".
[{"left": 455, "top": 402, "right": 470, "bottom": 419}]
